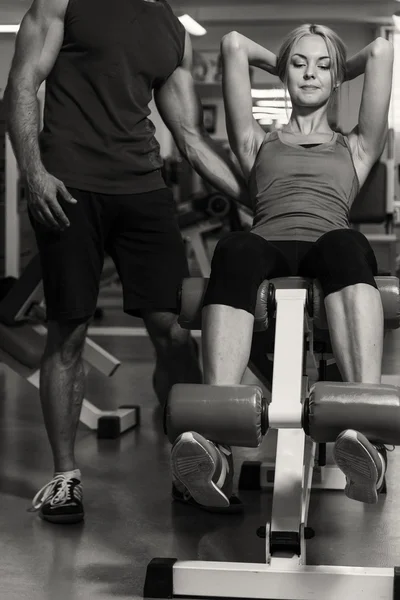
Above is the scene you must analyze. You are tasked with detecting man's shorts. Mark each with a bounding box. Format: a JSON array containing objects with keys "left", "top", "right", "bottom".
[{"left": 30, "top": 187, "right": 189, "bottom": 320}]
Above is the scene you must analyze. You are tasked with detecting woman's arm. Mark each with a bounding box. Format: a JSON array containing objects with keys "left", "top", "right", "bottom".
[
  {"left": 345, "top": 39, "right": 385, "bottom": 82},
  {"left": 347, "top": 37, "right": 393, "bottom": 180},
  {"left": 221, "top": 31, "right": 277, "bottom": 177},
  {"left": 228, "top": 33, "right": 278, "bottom": 74}
]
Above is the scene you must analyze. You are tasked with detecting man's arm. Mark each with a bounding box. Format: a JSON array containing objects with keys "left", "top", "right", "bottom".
[
  {"left": 154, "top": 31, "right": 250, "bottom": 208},
  {"left": 4, "top": 0, "right": 76, "bottom": 230},
  {"left": 5, "top": 0, "right": 68, "bottom": 179}
]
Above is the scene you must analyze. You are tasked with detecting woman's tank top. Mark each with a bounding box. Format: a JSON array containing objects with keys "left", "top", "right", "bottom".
[{"left": 249, "top": 130, "right": 360, "bottom": 242}]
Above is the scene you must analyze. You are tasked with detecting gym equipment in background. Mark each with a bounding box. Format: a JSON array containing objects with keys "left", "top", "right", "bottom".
[
  {"left": 350, "top": 161, "right": 397, "bottom": 276},
  {"left": 178, "top": 192, "right": 242, "bottom": 277}
]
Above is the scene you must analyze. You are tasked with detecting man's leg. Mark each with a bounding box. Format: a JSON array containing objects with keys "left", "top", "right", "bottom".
[
  {"left": 108, "top": 188, "right": 203, "bottom": 406},
  {"left": 40, "top": 320, "right": 89, "bottom": 473},
  {"left": 141, "top": 309, "right": 202, "bottom": 407},
  {"left": 29, "top": 320, "right": 89, "bottom": 523},
  {"left": 28, "top": 188, "right": 109, "bottom": 522}
]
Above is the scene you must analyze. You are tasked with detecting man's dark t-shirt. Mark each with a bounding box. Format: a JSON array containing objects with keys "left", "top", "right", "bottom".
[{"left": 40, "top": 0, "right": 186, "bottom": 194}]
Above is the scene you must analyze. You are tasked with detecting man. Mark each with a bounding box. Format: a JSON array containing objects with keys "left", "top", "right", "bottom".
[{"left": 5, "top": 0, "right": 247, "bottom": 524}]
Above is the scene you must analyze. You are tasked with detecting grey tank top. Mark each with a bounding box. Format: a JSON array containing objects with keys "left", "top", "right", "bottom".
[{"left": 249, "top": 130, "right": 360, "bottom": 242}]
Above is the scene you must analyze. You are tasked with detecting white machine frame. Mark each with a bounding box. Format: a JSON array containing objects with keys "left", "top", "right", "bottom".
[{"left": 146, "top": 285, "right": 399, "bottom": 599}]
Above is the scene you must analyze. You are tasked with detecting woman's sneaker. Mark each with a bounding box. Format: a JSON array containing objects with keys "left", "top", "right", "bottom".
[
  {"left": 171, "top": 431, "right": 243, "bottom": 513},
  {"left": 28, "top": 470, "right": 84, "bottom": 524},
  {"left": 333, "top": 429, "right": 394, "bottom": 504}
]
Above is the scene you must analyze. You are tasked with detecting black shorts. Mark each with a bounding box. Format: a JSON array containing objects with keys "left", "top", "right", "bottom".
[
  {"left": 30, "top": 187, "right": 189, "bottom": 320},
  {"left": 203, "top": 229, "right": 379, "bottom": 316}
]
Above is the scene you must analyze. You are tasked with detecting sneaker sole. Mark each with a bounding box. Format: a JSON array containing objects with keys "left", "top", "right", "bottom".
[
  {"left": 171, "top": 433, "right": 230, "bottom": 508},
  {"left": 172, "top": 486, "right": 244, "bottom": 514},
  {"left": 333, "top": 432, "right": 379, "bottom": 504},
  {"left": 40, "top": 512, "right": 84, "bottom": 524}
]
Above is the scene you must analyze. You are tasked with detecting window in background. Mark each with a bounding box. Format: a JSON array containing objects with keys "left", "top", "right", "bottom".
[{"left": 387, "top": 30, "right": 400, "bottom": 134}]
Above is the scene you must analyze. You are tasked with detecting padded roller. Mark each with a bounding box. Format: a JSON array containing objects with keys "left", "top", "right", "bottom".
[
  {"left": 165, "top": 383, "right": 267, "bottom": 447},
  {"left": 178, "top": 278, "right": 272, "bottom": 331},
  {"left": 254, "top": 281, "right": 272, "bottom": 331},
  {"left": 312, "top": 276, "right": 400, "bottom": 330},
  {"left": 307, "top": 381, "right": 400, "bottom": 445}
]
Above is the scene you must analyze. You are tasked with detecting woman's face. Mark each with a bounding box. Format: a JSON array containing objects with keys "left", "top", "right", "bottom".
[{"left": 286, "top": 34, "right": 334, "bottom": 108}]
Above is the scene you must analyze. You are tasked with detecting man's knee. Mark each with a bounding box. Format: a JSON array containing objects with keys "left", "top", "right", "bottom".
[
  {"left": 46, "top": 319, "right": 90, "bottom": 363},
  {"left": 168, "top": 319, "right": 192, "bottom": 350},
  {"left": 143, "top": 310, "right": 190, "bottom": 352}
]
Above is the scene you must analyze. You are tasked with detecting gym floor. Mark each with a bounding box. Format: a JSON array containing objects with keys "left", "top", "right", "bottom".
[{"left": 1, "top": 307, "right": 400, "bottom": 600}]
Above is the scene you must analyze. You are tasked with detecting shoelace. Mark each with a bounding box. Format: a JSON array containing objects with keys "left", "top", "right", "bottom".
[
  {"left": 376, "top": 444, "right": 395, "bottom": 453},
  {"left": 28, "top": 474, "right": 82, "bottom": 513},
  {"left": 217, "top": 444, "right": 232, "bottom": 470}
]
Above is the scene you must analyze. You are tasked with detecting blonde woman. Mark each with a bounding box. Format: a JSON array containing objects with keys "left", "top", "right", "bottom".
[{"left": 171, "top": 24, "right": 394, "bottom": 512}]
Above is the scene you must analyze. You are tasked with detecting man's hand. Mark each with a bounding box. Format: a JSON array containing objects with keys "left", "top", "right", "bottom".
[{"left": 26, "top": 170, "right": 77, "bottom": 230}]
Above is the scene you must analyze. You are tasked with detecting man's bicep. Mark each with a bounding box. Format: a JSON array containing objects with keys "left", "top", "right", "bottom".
[
  {"left": 154, "top": 65, "right": 204, "bottom": 140},
  {"left": 9, "top": 0, "right": 67, "bottom": 90},
  {"left": 180, "top": 30, "right": 194, "bottom": 71}
]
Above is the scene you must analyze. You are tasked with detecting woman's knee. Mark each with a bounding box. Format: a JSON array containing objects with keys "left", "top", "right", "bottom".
[
  {"left": 46, "top": 319, "right": 90, "bottom": 363},
  {"left": 211, "top": 232, "right": 268, "bottom": 278},
  {"left": 204, "top": 233, "right": 273, "bottom": 315},
  {"left": 315, "top": 229, "right": 378, "bottom": 295}
]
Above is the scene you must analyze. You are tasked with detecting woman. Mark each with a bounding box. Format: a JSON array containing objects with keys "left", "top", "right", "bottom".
[{"left": 171, "top": 24, "right": 394, "bottom": 511}]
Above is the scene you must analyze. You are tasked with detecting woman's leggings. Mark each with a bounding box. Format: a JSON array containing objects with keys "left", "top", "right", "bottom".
[{"left": 203, "top": 228, "right": 379, "bottom": 315}]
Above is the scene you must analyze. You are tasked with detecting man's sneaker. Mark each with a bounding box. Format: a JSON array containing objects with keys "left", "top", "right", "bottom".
[
  {"left": 28, "top": 470, "right": 84, "bottom": 524},
  {"left": 171, "top": 431, "right": 243, "bottom": 513},
  {"left": 333, "top": 430, "right": 394, "bottom": 504}
]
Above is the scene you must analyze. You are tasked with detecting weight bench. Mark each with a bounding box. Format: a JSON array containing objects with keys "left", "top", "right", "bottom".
[
  {"left": 0, "top": 255, "right": 140, "bottom": 439},
  {"left": 144, "top": 274, "right": 400, "bottom": 599}
]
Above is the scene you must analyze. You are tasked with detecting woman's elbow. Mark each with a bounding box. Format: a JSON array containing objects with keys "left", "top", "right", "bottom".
[
  {"left": 372, "top": 37, "right": 394, "bottom": 59},
  {"left": 221, "top": 31, "right": 242, "bottom": 54}
]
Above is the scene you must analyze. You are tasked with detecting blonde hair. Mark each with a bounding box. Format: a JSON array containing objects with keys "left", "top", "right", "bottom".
[{"left": 276, "top": 24, "right": 347, "bottom": 93}]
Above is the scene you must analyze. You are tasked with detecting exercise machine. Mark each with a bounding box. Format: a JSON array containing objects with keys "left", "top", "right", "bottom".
[
  {"left": 144, "top": 273, "right": 400, "bottom": 599},
  {"left": 0, "top": 254, "right": 140, "bottom": 439},
  {"left": 350, "top": 160, "right": 397, "bottom": 276},
  {"left": 177, "top": 192, "right": 239, "bottom": 277},
  {"left": 178, "top": 194, "right": 226, "bottom": 278}
]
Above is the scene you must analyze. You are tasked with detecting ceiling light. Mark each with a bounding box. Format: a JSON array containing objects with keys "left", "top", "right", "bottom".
[
  {"left": 256, "top": 100, "right": 291, "bottom": 108},
  {"left": 251, "top": 89, "right": 287, "bottom": 99},
  {"left": 253, "top": 112, "right": 277, "bottom": 120},
  {"left": 178, "top": 14, "right": 206, "bottom": 36},
  {"left": 0, "top": 25, "right": 20, "bottom": 33},
  {"left": 252, "top": 106, "right": 287, "bottom": 114}
]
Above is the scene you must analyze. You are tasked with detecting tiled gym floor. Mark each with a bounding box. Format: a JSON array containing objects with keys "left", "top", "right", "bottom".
[{"left": 1, "top": 309, "right": 400, "bottom": 600}]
